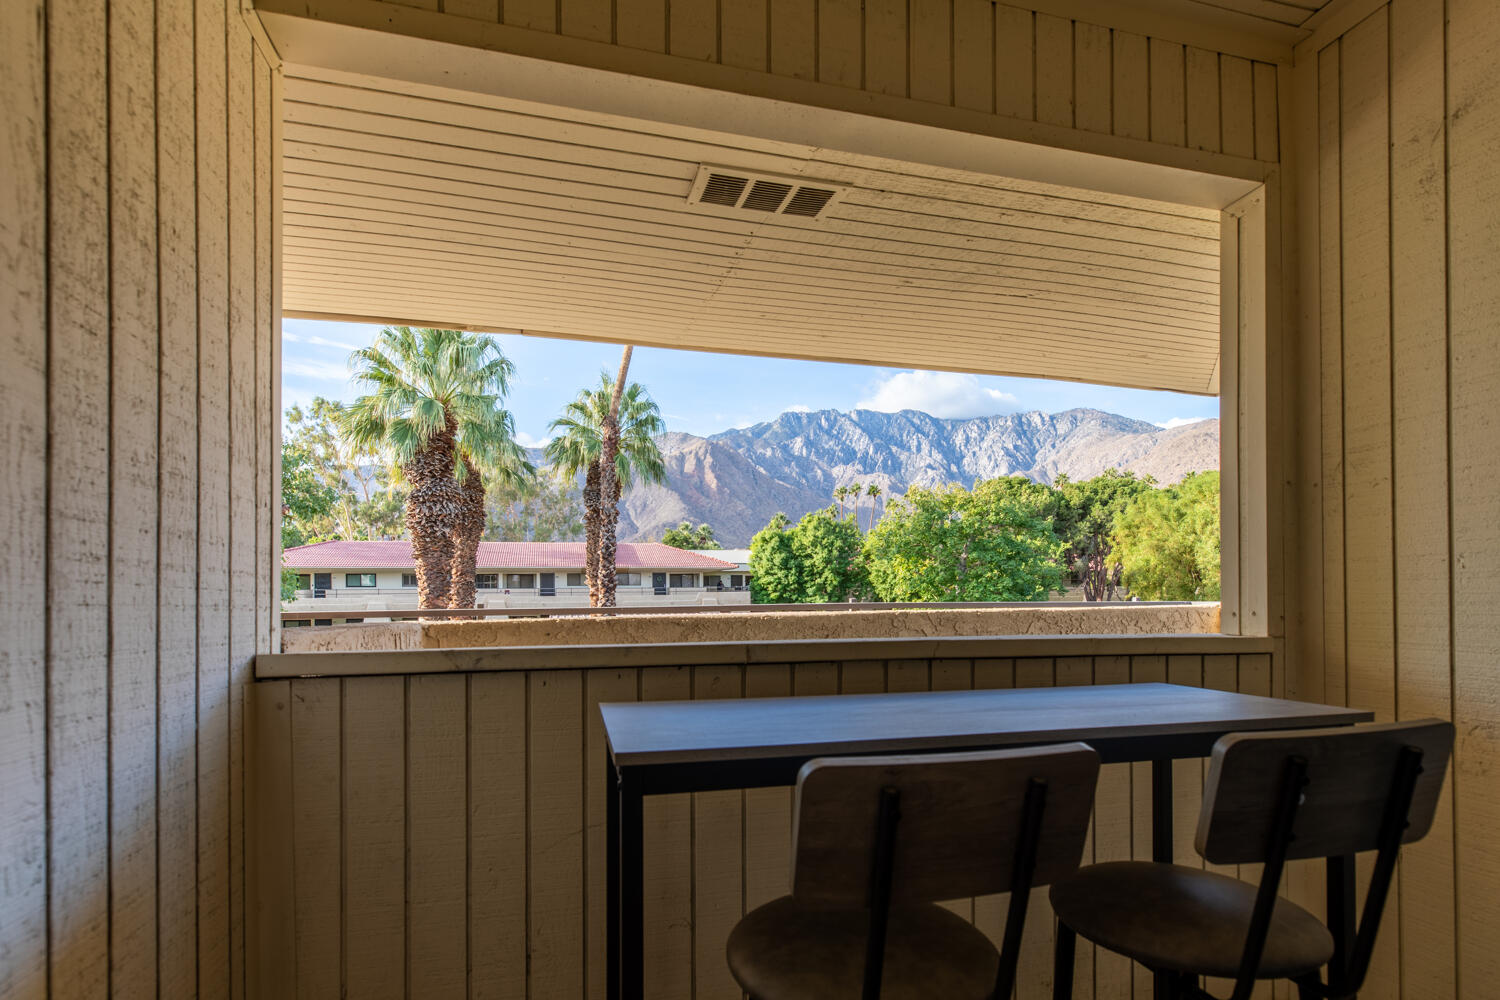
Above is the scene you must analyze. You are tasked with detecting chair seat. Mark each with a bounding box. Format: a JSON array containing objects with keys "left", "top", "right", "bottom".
[
  {"left": 1050, "top": 862, "right": 1335, "bottom": 979},
  {"left": 726, "top": 895, "right": 999, "bottom": 1000}
]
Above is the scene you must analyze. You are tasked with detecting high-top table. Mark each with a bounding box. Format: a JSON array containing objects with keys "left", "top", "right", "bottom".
[{"left": 601, "top": 681, "right": 1372, "bottom": 1000}]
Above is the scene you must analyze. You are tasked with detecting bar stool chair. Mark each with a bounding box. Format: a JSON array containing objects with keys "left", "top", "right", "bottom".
[
  {"left": 725, "top": 742, "right": 1100, "bottom": 1000},
  {"left": 1049, "top": 719, "right": 1454, "bottom": 1000}
]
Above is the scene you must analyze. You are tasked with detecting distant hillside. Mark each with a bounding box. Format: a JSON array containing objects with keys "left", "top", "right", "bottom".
[{"left": 604, "top": 407, "right": 1219, "bottom": 546}]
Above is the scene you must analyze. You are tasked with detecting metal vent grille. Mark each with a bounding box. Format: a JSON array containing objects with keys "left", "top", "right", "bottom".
[{"left": 686, "top": 165, "right": 847, "bottom": 221}]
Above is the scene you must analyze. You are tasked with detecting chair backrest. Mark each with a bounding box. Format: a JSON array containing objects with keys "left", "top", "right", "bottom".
[
  {"left": 1196, "top": 719, "right": 1453, "bottom": 865},
  {"left": 790, "top": 743, "right": 1099, "bottom": 905}
]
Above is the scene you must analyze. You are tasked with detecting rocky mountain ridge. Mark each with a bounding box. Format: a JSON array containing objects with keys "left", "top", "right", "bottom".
[{"left": 607, "top": 407, "right": 1219, "bottom": 546}]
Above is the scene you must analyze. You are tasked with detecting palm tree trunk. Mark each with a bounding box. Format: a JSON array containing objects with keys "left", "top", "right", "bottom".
[
  {"left": 595, "top": 345, "right": 633, "bottom": 609},
  {"left": 449, "top": 456, "right": 486, "bottom": 612},
  {"left": 582, "top": 461, "right": 602, "bottom": 605},
  {"left": 404, "top": 420, "right": 462, "bottom": 611}
]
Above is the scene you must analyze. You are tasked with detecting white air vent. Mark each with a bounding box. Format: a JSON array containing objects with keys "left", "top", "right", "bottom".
[{"left": 686, "top": 165, "right": 847, "bottom": 222}]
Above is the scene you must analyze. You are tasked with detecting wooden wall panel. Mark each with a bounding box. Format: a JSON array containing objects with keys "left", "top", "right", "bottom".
[
  {"left": 258, "top": 650, "right": 1284, "bottom": 998},
  {"left": 1291, "top": 2, "right": 1500, "bottom": 995},
  {"left": 0, "top": 0, "right": 280, "bottom": 995},
  {"left": 0, "top": 0, "right": 50, "bottom": 994}
]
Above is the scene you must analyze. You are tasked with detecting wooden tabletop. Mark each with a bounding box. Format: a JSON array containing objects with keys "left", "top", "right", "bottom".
[{"left": 600, "top": 683, "right": 1373, "bottom": 767}]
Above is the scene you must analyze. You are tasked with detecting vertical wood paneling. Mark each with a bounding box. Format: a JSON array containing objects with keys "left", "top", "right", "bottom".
[
  {"left": 1447, "top": 0, "right": 1500, "bottom": 992},
  {"left": 1091, "top": 656, "right": 1133, "bottom": 1000},
  {"left": 1221, "top": 54, "right": 1256, "bottom": 159},
  {"left": 1112, "top": 30, "right": 1149, "bottom": 141},
  {"left": 1253, "top": 61, "right": 1280, "bottom": 161},
  {"left": 343, "top": 677, "right": 406, "bottom": 1000},
  {"left": 909, "top": 0, "right": 952, "bottom": 106},
  {"left": 0, "top": 0, "right": 49, "bottom": 992},
  {"left": 1055, "top": 658, "right": 1095, "bottom": 999},
  {"left": 953, "top": 0, "right": 994, "bottom": 113},
  {"left": 584, "top": 668, "right": 636, "bottom": 1000},
  {"left": 408, "top": 675, "right": 468, "bottom": 998},
  {"left": 1012, "top": 658, "right": 1056, "bottom": 996},
  {"left": 469, "top": 671, "right": 528, "bottom": 998},
  {"left": 195, "top": 0, "right": 233, "bottom": 992},
  {"left": 669, "top": 0, "right": 717, "bottom": 62},
  {"left": 1074, "top": 21, "right": 1111, "bottom": 134},
  {"left": 691, "top": 665, "right": 745, "bottom": 1000},
  {"left": 615, "top": 0, "right": 666, "bottom": 53},
  {"left": 970, "top": 658, "right": 1015, "bottom": 948},
  {"left": 47, "top": 0, "right": 113, "bottom": 993},
  {"left": 529, "top": 670, "right": 586, "bottom": 999},
  {"left": 504, "top": 0, "right": 556, "bottom": 31},
  {"left": 2, "top": 0, "right": 276, "bottom": 991},
  {"left": 108, "top": 0, "right": 161, "bottom": 993},
  {"left": 1149, "top": 39, "right": 1187, "bottom": 146},
  {"left": 226, "top": 16, "right": 259, "bottom": 995},
  {"left": 1128, "top": 654, "right": 1166, "bottom": 999},
  {"left": 290, "top": 680, "right": 342, "bottom": 999},
  {"left": 864, "top": 0, "right": 908, "bottom": 98},
  {"left": 1316, "top": 42, "right": 1346, "bottom": 711},
  {"left": 640, "top": 666, "right": 692, "bottom": 1000},
  {"left": 249, "top": 681, "right": 296, "bottom": 1000},
  {"left": 1035, "top": 13, "right": 1074, "bottom": 127},
  {"left": 1185, "top": 47, "right": 1221, "bottom": 153},
  {"left": 1388, "top": 1, "right": 1456, "bottom": 993},
  {"left": 994, "top": 5, "right": 1034, "bottom": 121},
  {"left": 720, "top": 0, "right": 768, "bottom": 72},
  {"left": 769, "top": 0, "right": 816, "bottom": 82},
  {"left": 558, "top": 0, "right": 608, "bottom": 41},
  {"left": 743, "top": 665, "right": 793, "bottom": 911},
  {"left": 816, "top": 0, "right": 862, "bottom": 88},
  {"left": 157, "top": 0, "right": 203, "bottom": 984}
]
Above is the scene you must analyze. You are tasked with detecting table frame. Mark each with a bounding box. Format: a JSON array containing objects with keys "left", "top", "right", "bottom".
[{"left": 603, "top": 686, "right": 1370, "bottom": 1000}]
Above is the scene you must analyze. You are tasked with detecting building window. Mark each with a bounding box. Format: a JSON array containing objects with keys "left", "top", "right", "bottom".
[
  {"left": 567, "top": 572, "right": 584, "bottom": 587},
  {"left": 731, "top": 574, "right": 746, "bottom": 589},
  {"left": 504, "top": 573, "right": 534, "bottom": 589},
  {"left": 345, "top": 573, "right": 376, "bottom": 588},
  {"left": 475, "top": 574, "right": 499, "bottom": 589},
  {"left": 401, "top": 573, "right": 418, "bottom": 588},
  {"left": 669, "top": 573, "right": 696, "bottom": 588},
  {"left": 703, "top": 574, "right": 724, "bottom": 589},
  {"left": 296, "top": 574, "right": 311, "bottom": 590},
  {"left": 616, "top": 572, "right": 641, "bottom": 587}
]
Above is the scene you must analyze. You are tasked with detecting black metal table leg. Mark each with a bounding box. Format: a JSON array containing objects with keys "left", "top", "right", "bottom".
[
  {"left": 606, "top": 753, "right": 620, "bottom": 1000},
  {"left": 1152, "top": 759, "right": 1174, "bottom": 1000},
  {"left": 1327, "top": 854, "right": 1356, "bottom": 997},
  {"left": 620, "top": 767, "right": 645, "bottom": 1000}
]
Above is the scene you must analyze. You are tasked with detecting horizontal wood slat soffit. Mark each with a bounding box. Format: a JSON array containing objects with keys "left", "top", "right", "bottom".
[{"left": 278, "top": 66, "right": 1224, "bottom": 394}]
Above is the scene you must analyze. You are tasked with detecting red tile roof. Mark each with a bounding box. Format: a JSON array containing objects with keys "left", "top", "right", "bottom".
[{"left": 282, "top": 539, "right": 738, "bottom": 571}]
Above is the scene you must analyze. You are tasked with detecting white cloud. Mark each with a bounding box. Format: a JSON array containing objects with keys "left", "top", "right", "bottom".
[
  {"left": 786, "top": 403, "right": 813, "bottom": 413},
  {"left": 855, "top": 371, "right": 1019, "bottom": 419},
  {"left": 1157, "top": 416, "right": 1211, "bottom": 430},
  {"left": 282, "top": 359, "right": 352, "bottom": 382},
  {"left": 514, "top": 430, "right": 555, "bottom": 449},
  {"left": 282, "top": 329, "right": 365, "bottom": 352}
]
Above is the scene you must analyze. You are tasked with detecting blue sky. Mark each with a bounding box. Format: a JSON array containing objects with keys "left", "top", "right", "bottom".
[{"left": 282, "top": 318, "right": 1219, "bottom": 446}]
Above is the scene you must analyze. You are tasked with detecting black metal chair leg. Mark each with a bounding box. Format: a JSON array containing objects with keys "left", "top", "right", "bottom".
[{"left": 1052, "top": 921, "right": 1076, "bottom": 999}]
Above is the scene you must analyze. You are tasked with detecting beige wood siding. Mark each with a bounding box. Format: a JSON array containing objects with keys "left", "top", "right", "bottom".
[
  {"left": 0, "top": 2, "right": 280, "bottom": 997},
  {"left": 253, "top": 0, "right": 1283, "bottom": 163},
  {"left": 1290, "top": 1, "right": 1500, "bottom": 996},
  {"left": 252, "top": 648, "right": 1279, "bottom": 999}
]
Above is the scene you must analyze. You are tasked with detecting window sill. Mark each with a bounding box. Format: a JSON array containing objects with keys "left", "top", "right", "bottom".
[{"left": 256, "top": 628, "right": 1271, "bottom": 680}]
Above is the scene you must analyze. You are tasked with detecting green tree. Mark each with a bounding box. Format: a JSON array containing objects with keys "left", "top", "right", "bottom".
[
  {"left": 285, "top": 396, "right": 387, "bottom": 540},
  {"left": 485, "top": 468, "right": 585, "bottom": 542},
  {"left": 1053, "top": 470, "right": 1155, "bottom": 600},
  {"left": 789, "top": 507, "right": 868, "bottom": 602},
  {"left": 1107, "top": 471, "right": 1221, "bottom": 600},
  {"left": 748, "top": 513, "right": 800, "bottom": 603},
  {"left": 546, "top": 366, "right": 666, "bottom": 606},
  {"left": 661, "top": 521, "right": 722, "bottom": 549},
  {"left": 280, "top": 443, "right": 339, "bottom": 601},
  {"left": 864, "top": 478, "right": 1064, "bottom": 602},
  {"left": 748, "top": 508, "right": 867, "bottom": 603},
  {"left": 341, "top": 327, "right": 531, "bottom": 610}
]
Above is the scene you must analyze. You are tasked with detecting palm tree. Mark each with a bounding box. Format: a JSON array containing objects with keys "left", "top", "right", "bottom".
[
  {"left": 849, "top": 481, "right": 862, "bottom": 525},
  {"left": 833, "top": 484, "right": 849, "bottom": 518},
  {"left": 341, "top": 327, "right": 531, "bottom": 610},
  {"left": 545, "top": 366, "right": 666, "bottom": 607},
  {"left": 866, "top": 482, "right": 883, "bottom": 532}
]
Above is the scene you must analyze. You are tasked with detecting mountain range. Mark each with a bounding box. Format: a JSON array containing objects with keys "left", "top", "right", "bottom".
[{"left": 585, "top": 407, "right": 1220, "bottom": 546}]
